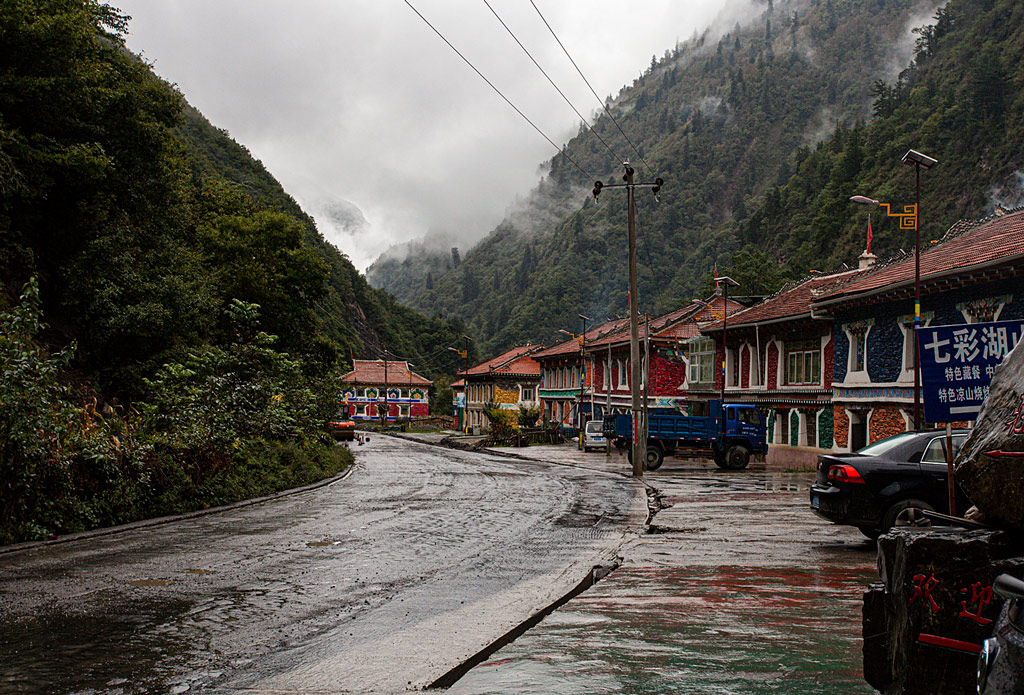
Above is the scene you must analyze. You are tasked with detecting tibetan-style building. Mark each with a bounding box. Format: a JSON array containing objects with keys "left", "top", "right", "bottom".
[
  {"left": 340, "top": 359, "right": 432, "bottom": 421},
  {"left": 451, "top": 345, "right": 543, "bottom": 432}
]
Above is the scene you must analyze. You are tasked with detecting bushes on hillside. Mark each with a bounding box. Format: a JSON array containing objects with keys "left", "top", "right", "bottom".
[{"left": 0, "top": 282, "right": 350, "bottom": 545}]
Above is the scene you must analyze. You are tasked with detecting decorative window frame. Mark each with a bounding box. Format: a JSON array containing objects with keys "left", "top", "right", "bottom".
[
  {"left": 897, "top": 311, "right": 934, "bottom": 384},
  {"left": 958, "top": 294, "right": 1012, "bottom": 324},
  {"left": 783, "top": 339, "right": 821, "bottom": 387},
  {"left": 843, "top": 319, "right": 874, "bottom": 385}
]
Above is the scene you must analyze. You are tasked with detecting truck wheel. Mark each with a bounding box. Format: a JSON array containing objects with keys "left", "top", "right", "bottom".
[
  {"left": 645, "top": 447, "right": 665, "bottom": 471},
  {"left": 724, "top": 444, "right": 751, "bottom": 470}
]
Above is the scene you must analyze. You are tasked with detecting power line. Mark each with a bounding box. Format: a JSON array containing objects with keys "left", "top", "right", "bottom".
[
  {"left": 481, "top": 0, "right": 623, "bottom": 170},
  {"left": 528, "top": 0, "right": 654, "bottom": 177},
  {"left": 402, "top": 0, "right": 593, "bottom": 181}
]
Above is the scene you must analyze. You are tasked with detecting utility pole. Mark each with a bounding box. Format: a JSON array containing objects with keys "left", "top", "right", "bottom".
[
  {"left": 715, "top": 276, "right": 739, "bottom": 443},
  {"left": 593, "top": 163, "right": 662, "bottom": 478},
  {"left": 605, "top": 341, "right": 612, "bottom": 457},
  {"left": 578, "top": 313, "right": 591, "bottom": 450},
  {"left": 382, "top": 347, "right": 389, "bottom": 428},
  {"left": 643, "top": 311, "right": 650, "bottom": 448}
]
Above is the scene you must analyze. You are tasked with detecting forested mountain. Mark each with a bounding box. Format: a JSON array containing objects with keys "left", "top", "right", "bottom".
[
  {"left": 369, "top": 0, "right": 1023, "bottom": 355},
  {"left": 0, "top": 2, "right": 470, "bottom": 398},
  {"left": 0, "top": 1, "right": 469, "bottom": 541}
]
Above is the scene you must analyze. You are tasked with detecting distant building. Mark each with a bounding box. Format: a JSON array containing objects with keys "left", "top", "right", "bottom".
[
  {"left": 535, "top": 319, "right": 628, "bottom": 431},
  {"left": 340, "top": 359, "right": 432, "bottom": 421},
  {"left": 812, "top": 209, "right": 1024, "bottom": 450},
  {"left": 587, "top": 293, "right": 742, "bottom": 418},
  {"left": 451, "top": 345, "right": 544, "bottom": 431},
  {"left": 698, "top": 267, "right": 869, "bottom": 467}
]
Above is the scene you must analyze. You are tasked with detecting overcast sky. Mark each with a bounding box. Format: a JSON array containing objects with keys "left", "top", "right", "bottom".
[{"left": 118, "top": 1, "right": 740, "bottom": 271}]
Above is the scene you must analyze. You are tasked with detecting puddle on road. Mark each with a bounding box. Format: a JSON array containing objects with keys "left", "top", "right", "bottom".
[
  {"left": 0, "top": 598, "right": 194, "bottom": 695},
  {"left": 448, "top": 564, "right": 876, "bottom": 695},
  {"left": 128, "top": 579, "right": 174, "bottom": 587}
]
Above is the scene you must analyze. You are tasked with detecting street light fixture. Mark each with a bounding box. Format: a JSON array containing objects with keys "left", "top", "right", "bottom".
[{"left": 849, "top": 148, "right": 936, "bottom": 431}]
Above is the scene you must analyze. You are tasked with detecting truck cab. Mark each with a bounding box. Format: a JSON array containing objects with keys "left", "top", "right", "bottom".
[{"left": 717, "top": 404, "right": 768, "bottom": 468}]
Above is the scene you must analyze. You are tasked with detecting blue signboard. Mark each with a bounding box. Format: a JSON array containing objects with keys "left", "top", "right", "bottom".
[{"left": 918, "top": 320, "right": 1024, "bottom": 422}]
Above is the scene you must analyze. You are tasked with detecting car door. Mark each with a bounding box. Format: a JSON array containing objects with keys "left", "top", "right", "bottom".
[{"left": 918, "top": 434, "right": 967, "bottom": 513}]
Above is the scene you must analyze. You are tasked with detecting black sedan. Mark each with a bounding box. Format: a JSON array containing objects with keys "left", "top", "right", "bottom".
[{"left": 809, "top": 429, "right": 969, "bottom": 540}]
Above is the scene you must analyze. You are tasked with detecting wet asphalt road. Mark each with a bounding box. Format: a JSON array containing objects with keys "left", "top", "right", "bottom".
[
  {"left": 0, "top": 437, "right": 645, "bottom": 695},
  {"left": 449, "top": 445, "right": 878, "bottom": 695}
]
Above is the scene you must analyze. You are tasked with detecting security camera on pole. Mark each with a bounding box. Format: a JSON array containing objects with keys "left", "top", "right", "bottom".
[{"left": 592, "top": 162, "right": 663, "bottom": 478}]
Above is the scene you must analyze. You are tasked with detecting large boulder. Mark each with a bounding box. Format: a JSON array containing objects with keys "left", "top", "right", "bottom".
[
  {"left": 864, "top": 528, "right": 1024, "bottom": 694},
  {"left": 956, "top": 341, "right": 1024, "bottom": 529}
]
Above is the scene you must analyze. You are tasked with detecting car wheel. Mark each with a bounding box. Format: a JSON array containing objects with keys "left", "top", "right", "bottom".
[
  {"left": 857, "top": 525, "right": 881, "bottom": 541},
  {"left": 883, "top": 499, "right": 935, "bottom": 532},
  {"left": 723, "top": 444, "right": 751, "bottom": 470}
]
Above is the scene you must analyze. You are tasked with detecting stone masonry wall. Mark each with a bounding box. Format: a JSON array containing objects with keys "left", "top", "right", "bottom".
[
  {"left": 651, "top": 352, "right": 687, "bottom": 396},
  {"left": 833, "top": 405, "right": 849, "bottom": 449},
  {"left": 867, "top": 318, "right": 903, "bottom": 384},
  {"left": 869, "top": 406, "right": 907, "bottom": 444},
  {"left": 715, "top": 342, "right": 725, "bottom": 390},
  {"left": 823, "top": 335, "right": 835, "bottom": 388},
  {"left": 766, "top": 342, "right": 779, "bottom": 390},
  {"left": 834, "top": 329, "right": 849, "bottom": 384}
]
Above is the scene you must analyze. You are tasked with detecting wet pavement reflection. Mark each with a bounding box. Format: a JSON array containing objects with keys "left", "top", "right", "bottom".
[
  {"left": 0, "top": 437, "right": 643, "bottom": 694},
  {"left": 449, "top": 443, "right": 877, "bottom": 695}
]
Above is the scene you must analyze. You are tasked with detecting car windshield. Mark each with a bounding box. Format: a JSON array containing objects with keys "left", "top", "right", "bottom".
[
  {"left": 586, "top": 421, "right": 603, "bottom": 433},
  {"left": 854, "top": 432, "right": 923, "bottom": 457}
]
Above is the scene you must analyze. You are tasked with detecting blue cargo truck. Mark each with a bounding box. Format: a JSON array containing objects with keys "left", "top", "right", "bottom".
[{"left": 603, "top": 400, "right": 767, "bottom": 470}]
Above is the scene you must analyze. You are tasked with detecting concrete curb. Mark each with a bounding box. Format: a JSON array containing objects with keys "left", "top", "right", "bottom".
[
  {"left": 0, "top": 455, "right": 360, "bottom": 558},
  {"left": 427, "top": 557, "right": 623, "bottom": 690}
]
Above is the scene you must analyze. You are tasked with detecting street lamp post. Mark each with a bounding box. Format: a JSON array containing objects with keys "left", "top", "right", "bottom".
[{"left": 850, "top": 148, "right": 935, "bottom": 430}]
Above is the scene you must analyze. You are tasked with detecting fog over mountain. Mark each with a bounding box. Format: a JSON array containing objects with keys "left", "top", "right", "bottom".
[{"left": 117, "top": 0, "right": 772, "bottom": 271}]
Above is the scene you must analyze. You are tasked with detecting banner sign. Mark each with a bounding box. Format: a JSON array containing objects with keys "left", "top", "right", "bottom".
[{"left": 918, "top": 320, "right": 1024, "bottom": 422}]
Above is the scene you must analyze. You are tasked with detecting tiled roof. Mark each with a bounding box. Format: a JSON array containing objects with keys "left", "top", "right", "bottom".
[
  {"left": 533, "top": 318, "right": 630, "bottom": 360},
  {"left": 814, "top": 209, "right": 1024, "bottom": 306},
  {"left": 461, "top": 345, "right": 543, "bottom": 377},
  {"left": 587, "top": 296, "right": 741, "bottom": 348},
  {"left": 341, "top": 360, "right": 432, "bottom": 386},
  {"left": 702, "top": 268, "right": 866, "bottom": 331}
]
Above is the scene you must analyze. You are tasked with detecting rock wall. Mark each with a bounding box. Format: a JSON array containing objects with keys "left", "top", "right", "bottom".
[
  {"left": 650, "top": 352, "right": 687, "bottom": 396},
  {"left": 865, "top": 529, "right": 1024, "bottom": 694},
  {"left": 956, "top": 340, "right": 1024, "bottom": 529}
]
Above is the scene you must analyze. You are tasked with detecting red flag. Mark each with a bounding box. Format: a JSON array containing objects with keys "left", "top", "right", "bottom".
[
  {"left": 714, "top": 263, "right": 718, "bottom": 279},
  {"left": 867, "top": 214, "right": 873, "bottom": 255}
]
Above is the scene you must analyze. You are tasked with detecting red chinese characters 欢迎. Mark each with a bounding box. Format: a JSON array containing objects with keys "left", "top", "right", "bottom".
[
  {"left": 909, "top": 573, "right": 941, "bottom": 614},
  {"left": 958, "top": 582, "right": 994, "bottom": 625},
  {"left": 1006, "top": 394, "right": 1024, "bottom": 436}
]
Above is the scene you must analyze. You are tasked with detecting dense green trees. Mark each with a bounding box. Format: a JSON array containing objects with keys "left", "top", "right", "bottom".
[{"left": 0, "top": 1, "right": 466, "bottom": 542}]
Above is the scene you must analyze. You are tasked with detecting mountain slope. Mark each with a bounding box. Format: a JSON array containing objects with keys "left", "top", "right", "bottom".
[
  {"left": 370, "top": 0, "right": 1015, "bottom": 356},
  {"left": 0, "top": 1, "right": 470, "bottom": 401}
]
